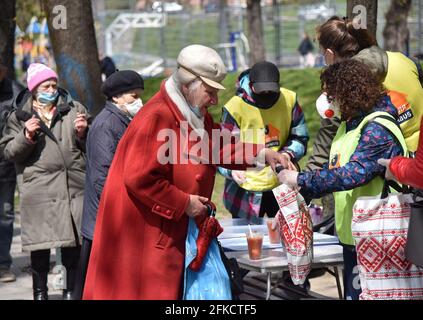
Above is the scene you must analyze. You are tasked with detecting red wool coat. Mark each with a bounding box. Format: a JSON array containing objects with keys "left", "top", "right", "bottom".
[
  {"left": 83, "top": 81, "right": 258, "bottom": 300},
  {"left": 390, "top": 120, "right": 423, "bottom": 189}
]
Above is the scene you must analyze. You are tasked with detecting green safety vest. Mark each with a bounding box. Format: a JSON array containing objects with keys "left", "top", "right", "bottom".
[{"left": 329, "top": 111, "right": 408, "bottom": 245}]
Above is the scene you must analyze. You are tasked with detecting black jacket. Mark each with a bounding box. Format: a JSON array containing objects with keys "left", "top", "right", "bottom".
[
  {"left": 0, "top": 78, "right": 24, "bottom": 180},
  {"left": 81, "top": 101, "right": 131, "bottom": 239}
]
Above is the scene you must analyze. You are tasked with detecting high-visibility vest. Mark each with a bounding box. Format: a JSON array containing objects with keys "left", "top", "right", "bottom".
[
  {"left": 224, "top": 88, "right": 296, "bottom": 191},
  {"left": 384, "top": 51, "right": 423, "bottom": 152},
  {"left": 329, "top": 111, "right": 407, "bottom": 245}
]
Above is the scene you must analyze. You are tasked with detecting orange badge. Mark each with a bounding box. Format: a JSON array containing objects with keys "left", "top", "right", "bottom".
[{"left": 265, "top": 124, "right": 280, "bottom": 148}]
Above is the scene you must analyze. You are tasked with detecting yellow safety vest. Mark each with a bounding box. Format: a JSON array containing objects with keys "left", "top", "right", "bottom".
[
  {"left": 224, "top": 88, "right": 296, "bottom": 191},
  {"left": 384, "top": 51, "right": 423, "bottom": 152}
]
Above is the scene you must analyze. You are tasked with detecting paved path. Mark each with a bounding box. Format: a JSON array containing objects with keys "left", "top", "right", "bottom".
[
  {"left": 0, "top": 213, "right": 341, "bottom": 300},
  {"left": 0, "top": 212, "right": 63, "bottom": 300}
]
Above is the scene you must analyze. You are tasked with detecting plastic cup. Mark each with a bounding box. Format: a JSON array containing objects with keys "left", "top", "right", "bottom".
[
  {"left": 266, "top": 219, "right": 281, "bottom": 244},
  {"left": 246, "top": 231, "right": 263, "bottom": 260}
]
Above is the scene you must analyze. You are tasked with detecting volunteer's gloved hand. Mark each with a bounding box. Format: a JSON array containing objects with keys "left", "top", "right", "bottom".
[
  {"left": 377, "top": 158, "right": 396, "bottom": 181},
  {"left": 280, "top": 152, "right": 297, "bottom": 171},
  {"left": 277, "top": 169, "right": 299, "bottom": 188},
  {"left": 231, "top": 170, "right": 246, "bottom": 186}
]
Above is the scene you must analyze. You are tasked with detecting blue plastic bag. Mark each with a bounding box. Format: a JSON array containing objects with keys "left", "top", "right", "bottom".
[{"left": 183, "top": 217, "right": 232, "bottom": 300}]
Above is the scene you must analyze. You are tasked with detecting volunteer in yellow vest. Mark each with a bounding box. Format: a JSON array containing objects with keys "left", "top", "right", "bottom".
[
  {"left": 278, "top": 60, "right": 407, "bottom": 300},
  {"left": 306, "top": 16, "right": 423, "bottom": 176},
  {"left": 218, "top": 61, "right": 309, "bottom": 219}
]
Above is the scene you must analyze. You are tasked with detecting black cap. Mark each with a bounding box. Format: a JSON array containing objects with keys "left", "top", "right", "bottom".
[
  {"left": 101, "top": 70, "right": 144, "bottom": 99},
  {"left": 249, "top": 61, "right": 280, "bottom": 93}
]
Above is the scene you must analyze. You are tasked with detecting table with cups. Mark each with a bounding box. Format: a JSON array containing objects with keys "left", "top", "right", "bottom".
[{"left": 218, "top": 218, "right": 344, "bottom": 300}]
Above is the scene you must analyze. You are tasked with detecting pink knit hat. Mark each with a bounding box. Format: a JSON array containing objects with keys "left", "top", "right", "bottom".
[{"left": 27, "top": 63, "right": 58, "bottom": 92}]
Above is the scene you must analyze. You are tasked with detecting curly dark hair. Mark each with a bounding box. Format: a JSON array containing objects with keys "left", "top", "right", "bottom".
[{"left": 320, "top": 60, "right": 385, "bottom": 120}]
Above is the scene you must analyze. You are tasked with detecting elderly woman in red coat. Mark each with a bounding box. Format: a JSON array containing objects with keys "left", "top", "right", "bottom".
[{"left": 83, "top": 45, "right": 289, "bottom": 300}]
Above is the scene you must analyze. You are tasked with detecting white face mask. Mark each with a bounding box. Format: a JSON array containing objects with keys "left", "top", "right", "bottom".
[
  {"left": 124, "top": 98, "right": 143, "bottom": 118},
  {"left": 316, "top": 93, "right": 340, "bottom": 119}
]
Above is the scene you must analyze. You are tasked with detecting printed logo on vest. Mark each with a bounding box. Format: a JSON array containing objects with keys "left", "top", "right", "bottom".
[
  {"left": 388, "top": 90, "right": 413, "bottom": 124},
  {"left": 329, "top": 153, "right": 340, "bottom": 169},
  {"left": 265, "top": 124, "right": 280, "bottom": 148}
]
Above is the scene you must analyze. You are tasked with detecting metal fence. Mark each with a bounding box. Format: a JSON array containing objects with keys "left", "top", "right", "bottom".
[{"left": 96, "top": 0, "right": 423, "bottom": 76}]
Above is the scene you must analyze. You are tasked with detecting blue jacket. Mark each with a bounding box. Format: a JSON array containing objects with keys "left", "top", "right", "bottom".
[
  {"left": 81, "top": 101, "right": 130, "bottom": 240},
  {"left": 298, "top": 95, "right": 404, "bottom": 199}
]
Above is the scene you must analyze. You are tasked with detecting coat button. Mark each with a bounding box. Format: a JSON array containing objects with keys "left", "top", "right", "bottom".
[
  {"left": 166, "top": 210, "right": 171, "bottom": 215},
  {"left": 156, "top": 205, "right": 161, "bottom": 211},
  {"left": 175, "top": 121, "right": 179, "bottom": 127},
  {"left": 195, "top": 174, "right": 202, "bottom": 181}
]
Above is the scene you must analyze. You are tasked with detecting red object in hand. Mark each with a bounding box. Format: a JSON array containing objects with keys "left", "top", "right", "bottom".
[{"left": 189, "top": 202, "right": 224, "bottom": 271}]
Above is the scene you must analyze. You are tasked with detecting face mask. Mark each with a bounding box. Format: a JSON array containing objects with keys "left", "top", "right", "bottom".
[
  {"left": 251, "top": 91, "right": 280, "bottom": 109},
  {"left": 36, "top": 90, "right": 59, "bottom": 105},
  {"left": 189, "top": 104, "right": 203, "bottom": 118},
  {"left": 124, "top": 98, "right": 143, "bottom": 118},
  {"left": 316, "top": 93, "right": 340, "bottom": 119}
]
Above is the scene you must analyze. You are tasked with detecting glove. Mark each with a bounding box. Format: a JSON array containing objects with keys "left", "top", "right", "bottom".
[
  {"left": 231, "top": 170, "right": 246, "bottom": 186},
  {"left": 277, "top": 169, "right": 299, "bottom": 188},
  {"left": 377, "top": 158, "right": 396, "bottom": 181}
]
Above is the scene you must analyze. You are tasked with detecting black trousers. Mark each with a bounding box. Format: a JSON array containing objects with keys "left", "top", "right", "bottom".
[
  {"left": 71, "top": 237, "right": 92, "bottom": 300},
  {"left": 30, "top": 246, "right": 80, "bottom": 274},
  {"left": 259, "top": 190, "right": 280, "bottom": 218}
]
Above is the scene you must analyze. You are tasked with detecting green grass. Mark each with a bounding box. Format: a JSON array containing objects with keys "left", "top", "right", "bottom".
[{"left": 142, "top": 67, "right": 323, "bottom": 218}]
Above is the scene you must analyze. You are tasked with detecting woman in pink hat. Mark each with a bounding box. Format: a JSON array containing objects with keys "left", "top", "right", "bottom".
[{"left": 0, "top": 63, "right": 91, "bottom": 300}]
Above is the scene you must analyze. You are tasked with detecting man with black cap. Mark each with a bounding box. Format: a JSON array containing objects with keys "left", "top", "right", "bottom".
[
  {"left": 218, "top": 61, "right": 309, "bottom": 220},
  {"left": 71, "top": 70, "right": 144, "bottom": 300}
]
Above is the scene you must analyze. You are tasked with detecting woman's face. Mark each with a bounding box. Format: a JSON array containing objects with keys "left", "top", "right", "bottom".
[
  {"left": 113, "top": 89, "right": 143, "bottom": 106},
  {"left": 37, "top": 79, "right": 58, "bottom": 93},
  {"left": 184, "top": 80, "right": 219, "bottom": 116}
]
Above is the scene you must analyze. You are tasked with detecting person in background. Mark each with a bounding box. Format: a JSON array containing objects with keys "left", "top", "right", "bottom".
[
  {"left": 100, "top": 55, "right": 117, "bottom": 80},
  {"left": 298, "top": 32, "right": 315, "bottom": 68},
  {"left": 71, "top": 70, "right": 145, "bottom": 300},
  {"left": 82, "top": 45, "right": 288, "bottom": 300},
  {"left": 0, "top": 60, "right": 24, "bottom": 283},
  {"left": 218, "top": 61, "right": 308, "bottom": 220},
  {"left": 278, "top": 60, "right": 407, "bottom": 300},
  {"left": 0, "top": 63, "right": 91, "bottom": 300}
]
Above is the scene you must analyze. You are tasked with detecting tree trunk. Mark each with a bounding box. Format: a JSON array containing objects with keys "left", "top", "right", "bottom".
[
  {"left": 0, "top": 0, "right": 17, "bottom": 79},
  {"left": 383, "top": 0, "right": 412, "bottom": 54},
  {"left": 42, "top": 0, "right": 105, "bottom": 116},
  {"left": 246, "top": 0, "right": 265, "bottom": 65},
  {"left": 347, "top": 0, "right": 378, "bottom": 39}
]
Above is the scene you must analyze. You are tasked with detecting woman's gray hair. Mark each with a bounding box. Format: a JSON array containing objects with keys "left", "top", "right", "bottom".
[{"left": 173, "top": 68, "right": 202, "bottom": 94}]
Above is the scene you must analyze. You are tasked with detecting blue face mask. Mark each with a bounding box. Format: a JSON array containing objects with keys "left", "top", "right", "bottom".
[
  {"left": 37, "top": 90, "right": 59, "bottom": 105},
  {"left": 189, "top": 104, "right": 203, "bottom": 118}
]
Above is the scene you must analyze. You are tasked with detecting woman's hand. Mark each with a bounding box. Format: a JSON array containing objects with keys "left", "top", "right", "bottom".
[
  {"left": 186, "top": 195, "right": 208, "bottom": 218},
  {"left": 74, "top": 113, "right": 88, "bottom": 139},
  {"left": 277, "top": 169, "right": 299, "bottom": 188},
  {"left": 377, "top": 158, "right": 396, "bottom": 181},
  {"left": 24, "top": 115, "right": 40, "bottom": 141}
]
